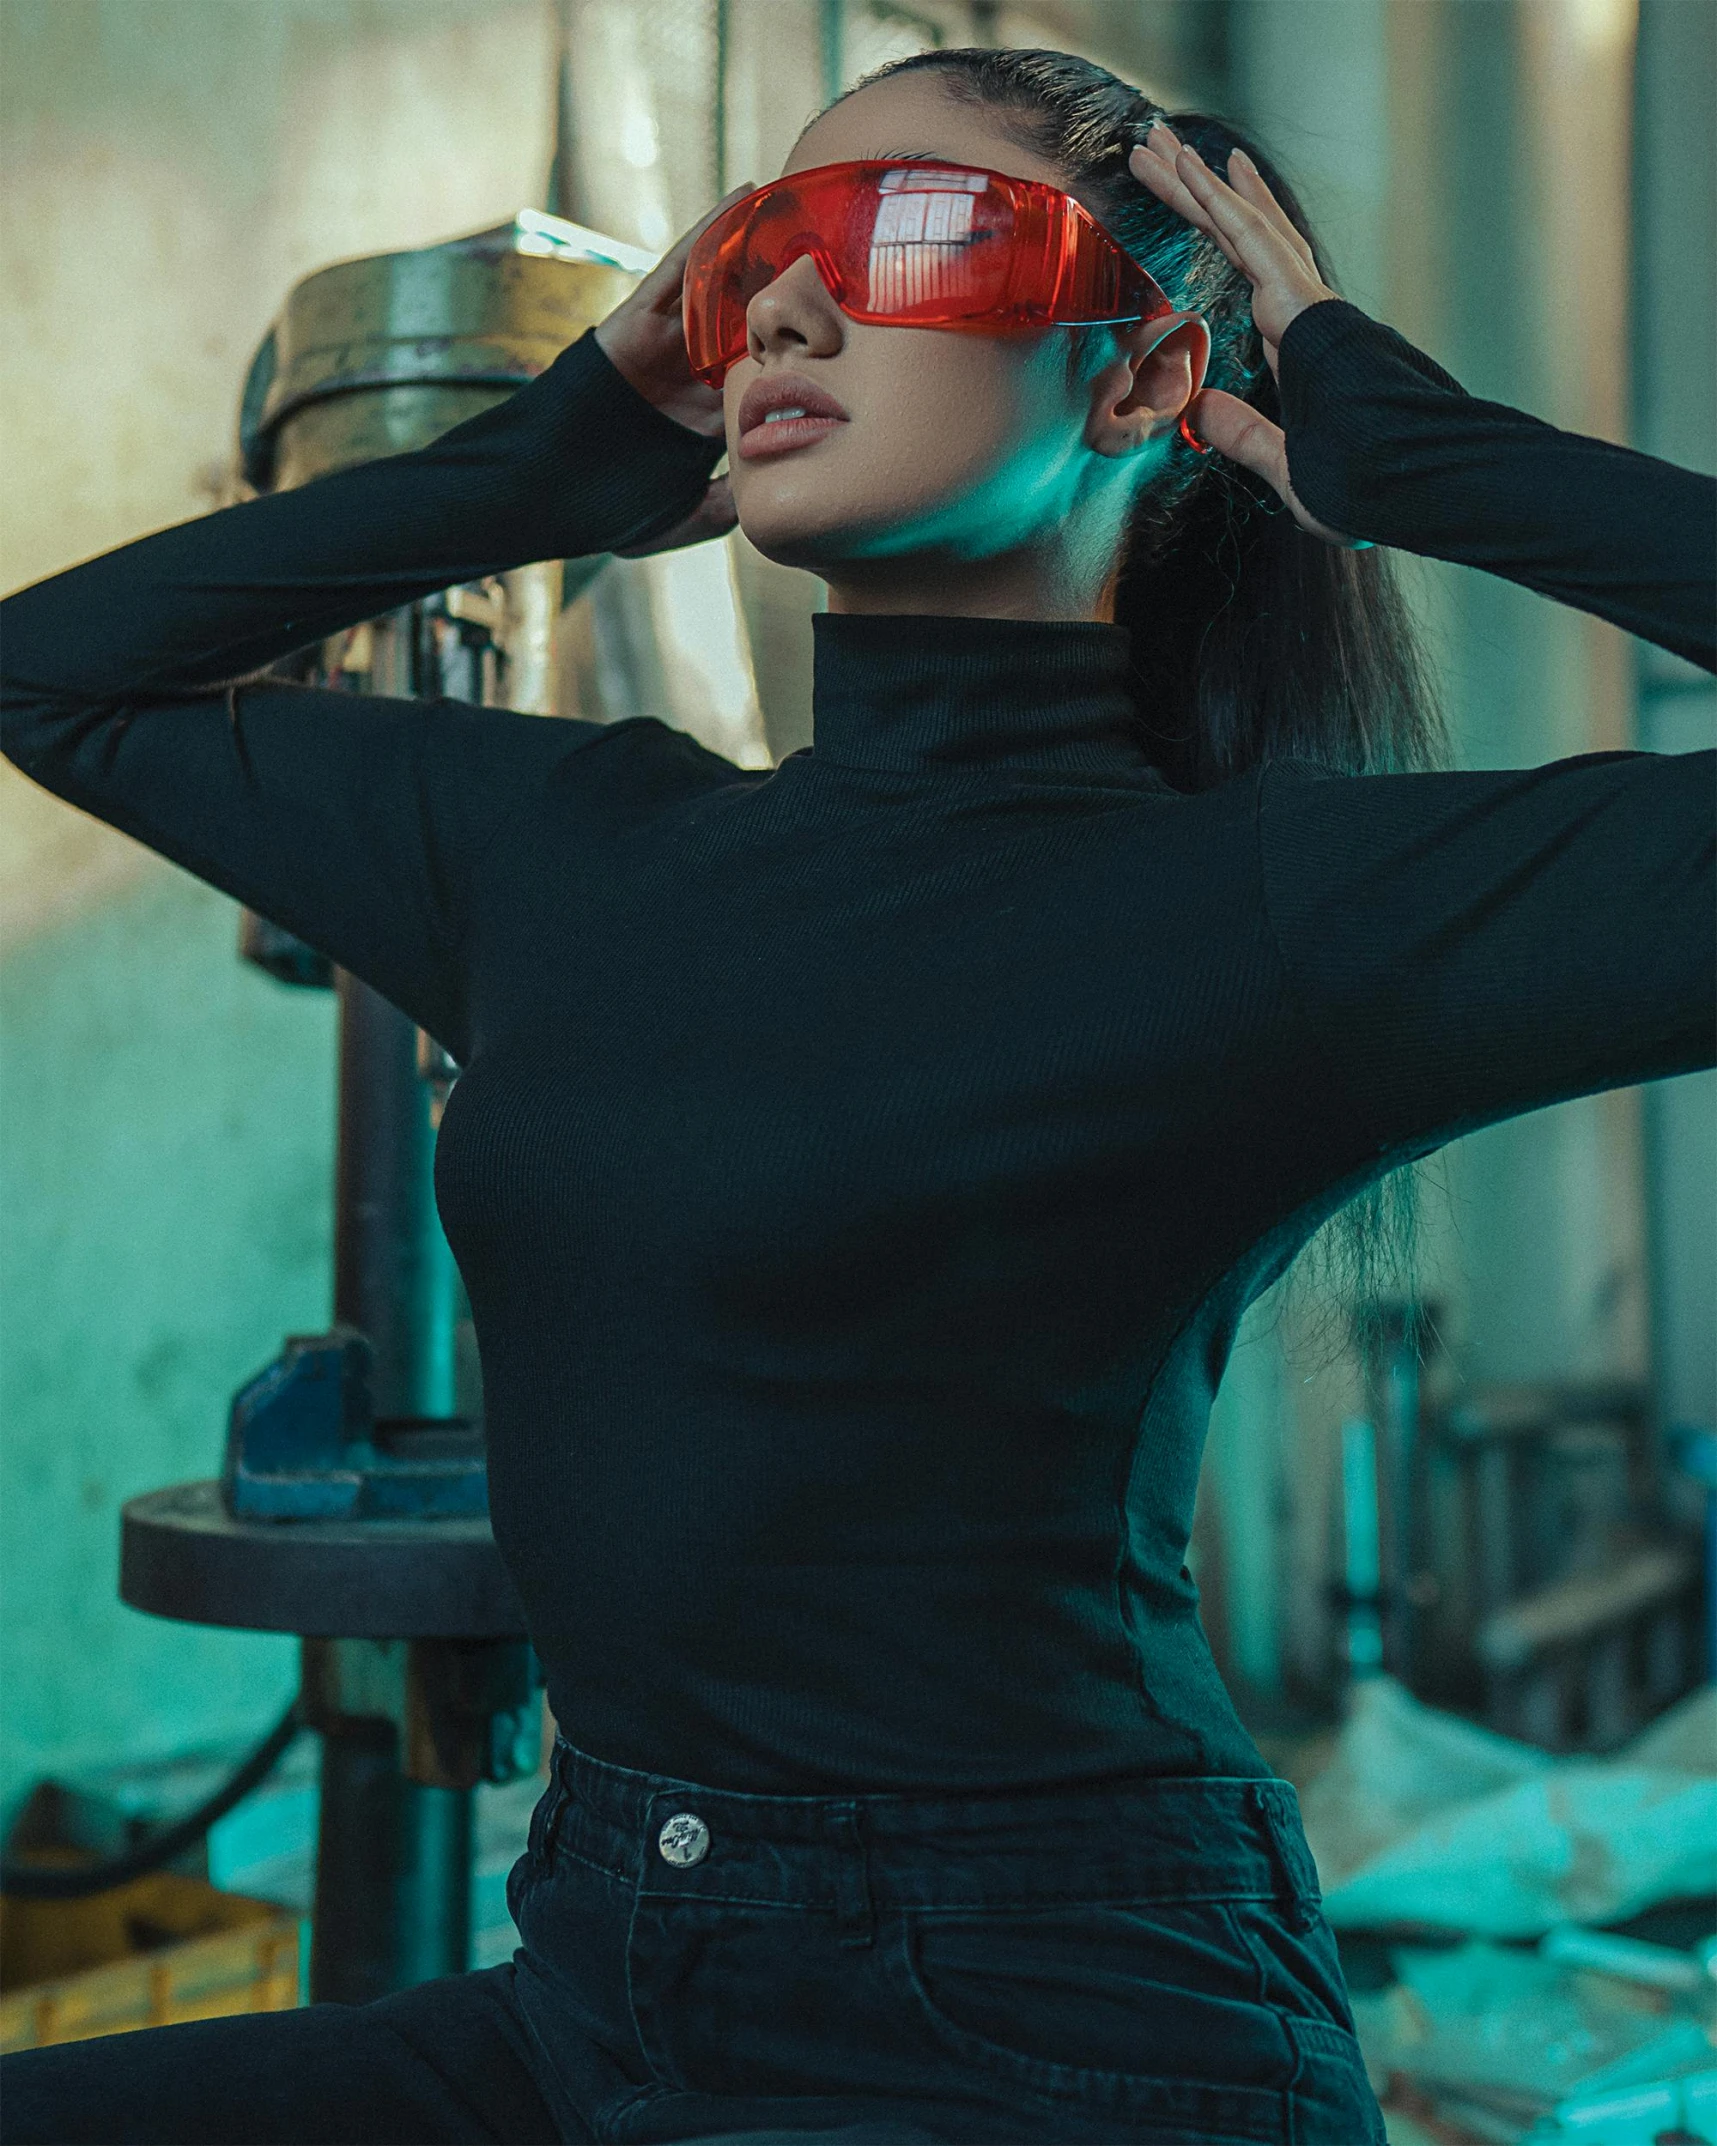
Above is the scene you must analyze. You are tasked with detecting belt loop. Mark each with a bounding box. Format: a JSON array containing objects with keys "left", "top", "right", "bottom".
[
  {"left": 531, "top": 1744, "right": 572, "bottom": 1867},
  {"left": 827, "top": 1801, "right": 876, "bottom": 1950},
  {"left": 1249, "top": 1782, "right": 1320, "bottom": 1933}
]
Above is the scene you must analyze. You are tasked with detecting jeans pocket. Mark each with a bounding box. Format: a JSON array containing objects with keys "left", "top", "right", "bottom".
[
  {"left": 1228, "top": 1899, "right": 1359, "bottom": 2036},
  {"left": 885, "top": 1900, "right": 1294, "bottom": 2143}
]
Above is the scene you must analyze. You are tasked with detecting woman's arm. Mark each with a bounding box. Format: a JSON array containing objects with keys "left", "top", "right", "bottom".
[
  {"left": 0, "top": 221, "right": 730, "bottom": 1056},
  {"left": 1136, "top": 128, "right": 1713, "bottom": 1149},
  {"left": 1131, "top": 125, "right": 1716, "bottom": 673},
  {"left": 1260, "top": 748, "right": 1716, "bottom": 1165},
  {"left": 1276, "top": 301, "right": 1715, "bottom": 672}
]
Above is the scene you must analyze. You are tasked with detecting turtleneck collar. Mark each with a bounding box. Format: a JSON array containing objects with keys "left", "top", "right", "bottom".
[{"left": 806, "top": 612, "right": 1162, "bottom": 779}]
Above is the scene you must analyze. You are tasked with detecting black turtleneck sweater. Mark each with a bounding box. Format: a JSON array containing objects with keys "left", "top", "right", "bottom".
[{"left": 2, "top": 303, "right": 1712, "bottom": 1792}]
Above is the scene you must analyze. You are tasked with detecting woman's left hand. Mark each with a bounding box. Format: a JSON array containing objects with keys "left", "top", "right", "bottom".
[
  {"left": 594, "top": 184, "right": 749, "bottom": 557},
  {"left": 1129, "top": 124, "right": 1360, "bottom": 549},
  {"left": 594, "top": 184, "right": 754, "bottom": 440}
]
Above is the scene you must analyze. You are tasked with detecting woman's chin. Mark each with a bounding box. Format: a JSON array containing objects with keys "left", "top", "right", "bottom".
[
  {"left": 734, "top": 503, "right": 890, "bottom": 575},
  {"left": 733, "top": 458, "right": 1043, "bottom": 574},
  {"left": 734, "top": 490, "right": 968, "bottom": 576}
]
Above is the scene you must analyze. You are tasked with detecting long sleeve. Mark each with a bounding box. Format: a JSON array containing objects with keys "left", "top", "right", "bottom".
[
  {"left": 1260, "top": 748, "right": 1716, "bottom": 1166},
  {"left": 1277, "top": 298, "right": 1717, "bottom": 673},
  {"left": 0, "top": 329, "right": 723, "bottom": 1053}
]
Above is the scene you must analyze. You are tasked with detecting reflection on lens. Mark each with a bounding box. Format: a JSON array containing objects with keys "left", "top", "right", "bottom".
[{"left": 867, "top": 168, "right": 989, "bottom": 313}]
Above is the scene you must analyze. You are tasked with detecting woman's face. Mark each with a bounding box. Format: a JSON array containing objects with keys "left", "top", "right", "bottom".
[{"left": 722, "top": 73, "right": 1203, "bottom": 604}]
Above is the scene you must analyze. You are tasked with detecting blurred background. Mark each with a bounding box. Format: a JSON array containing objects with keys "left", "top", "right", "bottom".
[{"left": 1, "top": 2, "right": 1713, "bottom": 2135}]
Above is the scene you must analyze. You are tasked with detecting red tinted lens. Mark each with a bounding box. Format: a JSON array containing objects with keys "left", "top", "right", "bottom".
[
  {"left": 685, "top": 183, "right": 819, "bottom": 386},
  {"left": 851, "top": 167, "right": 1017, "bottom": 319},
  {"left": 683, "top": 162, "right": 1169, "bottom": 386}
]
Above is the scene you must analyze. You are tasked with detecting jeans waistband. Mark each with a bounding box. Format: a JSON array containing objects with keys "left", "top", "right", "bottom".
[{"left": 539, "top": 1734, "right": 1322, "bottom": 1929}]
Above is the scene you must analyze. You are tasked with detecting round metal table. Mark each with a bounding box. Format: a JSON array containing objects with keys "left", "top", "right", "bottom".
[{"left": 121, "top": 1479, "right": 527, "bottom": 1639}]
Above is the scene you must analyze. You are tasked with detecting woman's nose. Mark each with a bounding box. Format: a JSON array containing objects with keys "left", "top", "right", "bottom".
[{"left": 746, "top": 255, "right": 845, "bottom": 362}]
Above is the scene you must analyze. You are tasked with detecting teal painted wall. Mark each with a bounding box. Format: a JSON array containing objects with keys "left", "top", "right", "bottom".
[{"left": 0, "top": 860, "right": 338, "bottom": 1820}]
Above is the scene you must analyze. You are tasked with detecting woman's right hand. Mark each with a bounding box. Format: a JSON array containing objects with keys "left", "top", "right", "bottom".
[
  {"left": 1131, "top": 124, "right": 1338, "bottom": 382},
  {"left": 593, "top": 183, "right": 754, "bottom": 442},
  {"left": 1129, "top": 125, "right": 1360, "bottom": 549}
]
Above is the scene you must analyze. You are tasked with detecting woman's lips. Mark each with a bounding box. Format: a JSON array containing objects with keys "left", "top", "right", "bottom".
[
  {"left": 736, "top": 410, "right": 848, "bottom": 460},
  {"left": 735, "top": 375, "right": 850, "bottom": 461}
]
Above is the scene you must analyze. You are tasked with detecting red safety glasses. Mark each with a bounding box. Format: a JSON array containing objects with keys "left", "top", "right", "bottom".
[{"left": 683, "top": 159, "right": 1176, "bottom": 387}]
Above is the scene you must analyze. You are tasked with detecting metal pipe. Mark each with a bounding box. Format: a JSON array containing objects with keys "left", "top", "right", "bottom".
[
  {"left": 331, "top": 973, "right": 460, "bottom": 1423},
  {"left": 394, "top": 1785, "right": 474, "bottom": 1989},
  {"left": 310, "top": 1721, "right": 471, "bottom": 2004},
  {"left": 819, "top": 0, "right": 844, "bottom": 103}
]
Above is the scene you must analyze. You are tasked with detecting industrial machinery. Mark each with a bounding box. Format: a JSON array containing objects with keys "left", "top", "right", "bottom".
[
  {"left": 1332, "top": 1305, "right": 1704, "bottom": 1750},
  {"left": 118, "top": 207, "right": 651, "bottom": 2003},
  {"left": 1429, "top": 1378, "right": 1701, "bottom": 1748}
]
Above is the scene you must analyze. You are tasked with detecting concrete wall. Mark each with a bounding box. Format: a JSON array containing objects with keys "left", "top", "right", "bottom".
[{"left": 0, "top": 0, "right": 560, "bottom": 1819}]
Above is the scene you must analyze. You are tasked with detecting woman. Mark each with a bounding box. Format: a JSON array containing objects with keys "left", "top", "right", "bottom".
[{"left": 2, "top": 44, "right": 1711, "bottom": 2146}]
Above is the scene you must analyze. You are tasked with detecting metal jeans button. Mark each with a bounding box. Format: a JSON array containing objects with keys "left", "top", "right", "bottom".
[{"left": 657, "top": 1812, "right": 711, "bottom": 1867}]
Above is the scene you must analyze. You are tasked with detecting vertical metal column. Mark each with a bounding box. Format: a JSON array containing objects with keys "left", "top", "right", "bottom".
[
  {"left": 332, "top": 972, "right": 460, "bottom": 1424},
  {"left": 315, "top": 603, "right": 475, "bottom": 2001},
  {"left": 311, "top": 1723, "right": 414, "bottom": 2006},
  {"left": 819, "top": 0, "right": 844, "bottom": 103},
  {"left": 315, "top": 964, "right": 469, "bottom": 1997},
  {"left": 1364, "top": 1304, "right": 1424, "bottom": 1684},
  {"left": 310, "top": 1719, "right": 475, "bottom": 2004}
]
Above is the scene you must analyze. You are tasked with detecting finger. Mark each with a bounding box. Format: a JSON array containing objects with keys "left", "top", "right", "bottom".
[
  {"left": 652, "top": 183, "right": 755, "bottom": 288},
  {"left": 1189, "top": 391, "right": 1366, "bottom": 547},
  {"left": 1226, "top": 149, "right": 1319, "bottom": 276},
  {"left": 1134, "top": 124, "right": 1222, "bottom": 235},
  {"left": 1187, "top": 388, "right": 1290, "bottom": 491},
  {"left": 1172, "top": 145, "right": 1305, "bottom": 284},
  {"left": 1129, "top": 142, "right": 1210, "bottom": 231},
  {"left": 1128, "top": 140, "right": 1244, "bottom": 269},
  {"left": 1137, "top": 130, "right": 1306, "bottom": 289},
  {"left": 1177, "top": 145, "right": 1306, "bottom": 279},
  {"left": 1130, "top": 137, "right": 1210, "bottom": 225},
  {"left": 1138, "top": 132, "right": 1252, "bottom": 276},
  {"left": 1173, "top": 144, "right": 1280, "bottom": 250},
  {"left": 1225, "top": 150, "right": 1307, "bottom": 250},
  {"left": 696, "top": 180, "right": 758, "bottom": 235}
]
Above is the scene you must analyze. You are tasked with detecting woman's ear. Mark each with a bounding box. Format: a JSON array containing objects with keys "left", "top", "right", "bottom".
[{"left": 1086, "top": 313, "right": 1210, "bottom": 458}]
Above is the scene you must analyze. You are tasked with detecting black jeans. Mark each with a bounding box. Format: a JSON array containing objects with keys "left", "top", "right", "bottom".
[{"left": 2, "top": 1733, "right": 1383, "bottom": 2144}]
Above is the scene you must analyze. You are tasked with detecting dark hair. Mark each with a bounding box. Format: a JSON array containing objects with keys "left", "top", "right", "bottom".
[{"left": 828, "top": 47, "right": 1444, "bottom": 1326}]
